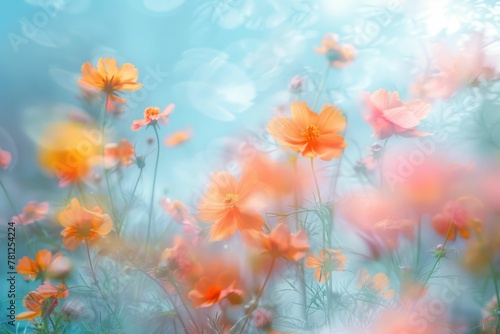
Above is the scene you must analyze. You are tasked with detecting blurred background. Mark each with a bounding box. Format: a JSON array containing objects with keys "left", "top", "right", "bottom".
[{"left": 1, "top": 0, "right": 500, "bottom": 332}]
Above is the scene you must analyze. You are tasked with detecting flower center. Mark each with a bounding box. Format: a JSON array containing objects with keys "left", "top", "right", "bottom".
[
  {"left": 75, "top": 222, "right": 92, "bottom": 238},
  {"left": 102, "top": 76, "right": 116, "bottom": 94},
  {"left": 144, "top": 107, "right": 160, "bottom": 120},
  {"left": 301, "top": 125, "right": 320, "bottom": 141},
  {"left": 223, "top": 194, "right": 239, "bottom": 209}
]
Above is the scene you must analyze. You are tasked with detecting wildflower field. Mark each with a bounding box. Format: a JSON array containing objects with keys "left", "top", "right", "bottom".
[{"left": 1, "top": 1, "right": 500, "bottom": 333}]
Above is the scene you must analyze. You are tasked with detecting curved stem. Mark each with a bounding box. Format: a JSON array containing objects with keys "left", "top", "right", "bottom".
[
  {"left": 0, "top": 179, "right": 35, "bottom": 255},
  {"left": 146, "top": 125, "right": 161, "bottom": 252},
  {"left": 117, "top": 168, "right": 143, "bottom": 236},
  {"left": 239, "top": 257, "right": 276, "bottom": 334},
  {"left": 421, "top": 209, "right": 456, "bottom": 289},
  {"left": 168, "top": 276, "right": 200, "bottom": 332},
  {"left": 476, "top": 232, "right": 500, "bottom": 333},
  {"left": 310, "top": 158, "right": 322, "bottom": 205},
  {"left": 312, "top": 67, "right": 330, "bottom": 110}
]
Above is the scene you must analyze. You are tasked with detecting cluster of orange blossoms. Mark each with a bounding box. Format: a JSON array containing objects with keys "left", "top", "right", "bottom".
[{"left": 9, "top": 28, "right": 500, "bottom": 333}]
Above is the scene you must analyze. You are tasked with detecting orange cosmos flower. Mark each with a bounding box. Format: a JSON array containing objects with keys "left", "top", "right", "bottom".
[
  {"left": 57, "top": 198, "right": 113, "bottom": 251},
  {"left": 198, "top": 171, "right": 264, "bottom": 241},
  {"left": 164, "top": 128, "right": 192, "bottom": 147},
  {"left": 78, "top": 57, "right": 142, "bottom": 103},
  {"left": 431, "top": 197, "right": 483, "bottom": 241},
  {"left": 12, "top": 201, "right": 49, "bottom": 225},
  {"left": 305, "top": 248, "right": 347, "bottom": 282},
  {"left": 268, "top": 101, "right": 347, "bottom": 161},
  {"left": 38, "top": 122, "right": 100, "bottom": 187},
  {"left": 104, "top": 139, "right": 135, "bottom": 168},
  {"left": 357, "top": 269, "right": 394, "bottom": 300},
  {"left": 0, "top": 147, "right": 12, "bottom": 169},
  {"left": 315, "top": 33, "right": 356, "bottom": 68},
  {"left": 188, "top": 270, "right": 243, "bottom": 308},
  {"left": 16, "top": 250, "right": 69, "bottom": 280},
  {"left": 131, "top": 104, "right": 174, "bottom": 131},
  {"left": 17, "top": 281, "right": 69, "bottom": 322},
  {"left": 243, "top": 223, "right": 309, "bottom": 261}
]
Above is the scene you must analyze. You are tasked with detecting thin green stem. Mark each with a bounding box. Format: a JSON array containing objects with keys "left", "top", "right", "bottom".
[
  {"left": 312, "top": 67, "right": 330, "bottom": 110},
  {"left": 168, "top": 275, "right": 200, "bottom": 332},
  {"left": 421, "top": 209, "right": 456, "bottom": 289},
  {"left": 76, "top": 181, "right": 88, "bottom": 206},
  {"left": 48, "top": 315, "right": 57, "bottom": 332},
  {"left": 415, "top": 215, "right": 422, "bottom": 272},
  {"left": 117, "top": 168, "right": 143, "bottom": 236},
  {"left": 0, "top": 179, "right": 35, "bottom": 255},
  {"left": 146, "top": 125, "right": 161, "bottom": 252},
  {"left": 85, "top": 239, "right": 121, "bottom": 328},
  {"left": 239, "top": 257, "right": 276, "bottom": 334},
  {"left": 476, "top": 232, "right": 500, "bottom": 333},
  {"left": 101, "top": 95, "right": 117, "bottom": 223},
  {"left": 310, "top": 158, "right": 322, "bottom": 205},
  {"left": 379, "top": 138, "right": 389, "bottom": 188}
]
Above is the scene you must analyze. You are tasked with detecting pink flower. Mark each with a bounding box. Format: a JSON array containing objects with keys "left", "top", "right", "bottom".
[
  {"left": 12, "top": 201, "right": 49, "bottom": 225},
  {"left": 0, "top": 148, "right": 12, "bottom": 169},
  {"left": 412, "top": 33, "right": 497, "bottom": 100},
  {"left": 252, "top": 308, "right": 273, "bottom": 330},
  {"left": 131, "top": 104, "right": 174, "bottom": 131},
  {"left": 364, "top": 89, "right": 431, "bottom": 140},
  {"left": 160, "top": 198, "right": 200, "bottom": 239}
]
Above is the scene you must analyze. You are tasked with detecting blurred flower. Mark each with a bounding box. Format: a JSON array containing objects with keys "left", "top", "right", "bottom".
[
  {"left": 60, "top": 300, "right": 85, "bottom": 320},
  {"left": 57, "top": 198, "right": 113, "bottom": 251},
  {"left": 164, "top": 128, "right": 192, "bottom": 147},
  {"left": 160, "top": 198, "right": 200, "bottom": 238},
  {"left": 315, "top": 33, "right": 356, "bottom": 68},
  {"left": 198, "top": 171, "right": 264, "bottom": 241},
  {"left": 357, "top": 269, "right": 394, "bottom": 300},
  {"left": 188, "top": 270, "right": 243, "bottom": 308},
  {"left": 372, "top": 218, "right": 415, "bottom": 250},
  {"left": 371, "top": 142, "right": 383, "bottom": 158},
  {"left": 131, "top": 104, "right": 174, "bottom": 131},
  {"left": 0, "top": 147, "right": 11, "bottom": 169},
  {"left": 38, "top": 122, "right": 100, "bottom": 187},
  {"left": 243, "top": 223, "right": 309, "bottom": 261},
  {"left": 17, "top": 281, "right": 69, "bottom": 322},
  {"left": 412, "top": 33, "right": 498, "bottom": 100},
  {"left": 354, "top": 156, "right": 377, "bottom": 174},
  {"left": 105, "top": 99, "right": 125, "bottom": 116},
  {"left": 390, "top": 159, "right": 470, "bottom": 214},
  {"left": 431, "top": 197, "right": 483, "bottom": 241},
  {"left": 159, "top": 237, "right": 202, "bottom": 283},
  {"left": 305, "top": 248, "right": 347, "bottom": 282},
  {"left": 372, "top": 308, "right": 445, "bottom": 334},
  {"left": 17, "top": 250, "right": 65, "bottom": 280},
  {"left": 11, "top": 201, "right": 49, "bottom": 225},
  {"left": 78, "top": 57, "right": 142, "bottom": 104},
  {"left": 339, "top": 190, "right": 416, "bottom": 257},
  {"left": 399, "top": 268, "right": 428, "bottom": 307},
  {"left": 46, "top": 256, "right": 73, "bottom": 280},
  {"left": 288, "top": 75, "right": 305, "bottom": 93},
  {"left": 481, "top": 296, "right": 499, "bottom": 334},
  {"left": 104, "top": 139, "right": 135, "bottom": 168},
  {"left": 364, "top": 89, "right": 431, "bottom": 140},
  {"left": 241, "top": 153, "right": 301, "bottom": 197},
  {"left": 462, "top": 237, "right": 494, "bottom": 274},
  {"left": 268, "top": 101, "right": 347, "bottom": 161},
  {"left": 252, "top": 308, "right": 273, "bottom": 330}
]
